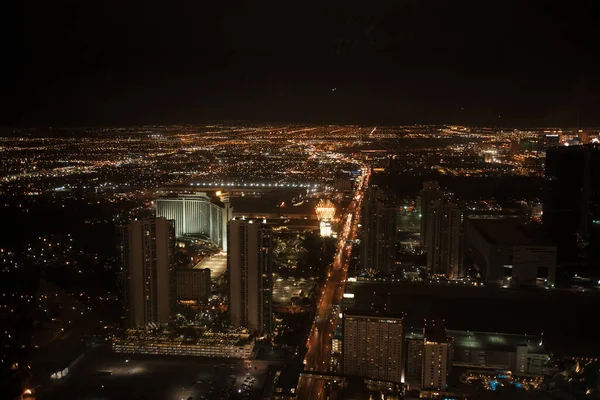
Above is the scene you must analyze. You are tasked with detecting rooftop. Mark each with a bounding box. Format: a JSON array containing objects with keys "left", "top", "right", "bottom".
[
  {"left": 468, "top": 218, "right": 539, "bottom": 246},
  {"left": 424, "top": 320, "right": 448, "bottom": 343},
  {"left": 231, "top": 196, "right": 317, "bottom": 216},
  {"left": 344, "top": 313, "right": 403, "bottom": 324},
  {"left": 194, "top": 253, "right": 227, "bottom": 279},
  {"left": 405, "top": 328, "right": 547, "bottom": 354},
  {"left": 274, "top": 364, "right": 302, "bottom": 392},
  {"left": 119, "top": 328, "right": 252, "bottom": 347},
  {"left": 449, "top": 330, "right": 546, "bottom": 354}
]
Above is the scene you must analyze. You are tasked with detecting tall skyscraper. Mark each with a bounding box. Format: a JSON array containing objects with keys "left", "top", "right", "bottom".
[
  {"left": 405, "top": 335, "right": 425, "bottom": 388},
  {"left": 117, "top": 217, "right": 175, "bottom": 328},
  {"left": 426, "top": 200, "right": 462, "bottom": 277},
  {"left": 342, "top": 314, "right": 403, "bottom": 383},
  {"left": 422, "top": 320, "right": 451, "bottom": 391},
  {"left": 156, "top": 192, "right": 233, "bottom": 250},
  {"left": 544, "top": 144, "right": 600, "bottom": 265},
  {"left": 228, "top": 220, "right": 273, "bottom": 334},
  {"left": 361, "top": 186, "right": 397, "bottom": 275},
  {"left": 419, "top": 181, "right": 441, "bottom": 249}
]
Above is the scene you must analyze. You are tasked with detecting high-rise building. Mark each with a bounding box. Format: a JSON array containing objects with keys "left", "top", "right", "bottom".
[
  {"left": 405, "top": 335, "right": 425, "bottom": 388},
  {"left": 175, "top": 268, "right": 211, "bottom": 303},
  {"left": 361, "top": 187, "right": 397, "bottom": 275},
  {"left": 426, "top": 200, "right": 462, "bottom": 277},
  {"left": 544, "top": 144, "right": 600, "bottom": 265},
  {"left": 117, "top": 218, "right": 175, "bottom": 328},
  {"left": 422, "top": 320, "right": 451, "bottom": 391},
  {"left": 419, "top": 181, "right": 441, "bottom": 250},
  {"left": 342, "top": 314, "right": 403, "bottom": 383},
  {"left": 228, "top": 220, "right": 273, "bottom": 334},
  {"left": 156, "top": 192, "right": 233, "bottom": 250}
]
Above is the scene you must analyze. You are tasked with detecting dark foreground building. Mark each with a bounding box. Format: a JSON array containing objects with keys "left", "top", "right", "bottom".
[{"left": 544, "top": 143, "right": 600, "bottom": 266}]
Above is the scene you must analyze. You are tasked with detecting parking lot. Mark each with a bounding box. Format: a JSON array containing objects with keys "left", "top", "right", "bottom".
[{"left": 39, "top": 345, "right": 270, "bottom": 400}]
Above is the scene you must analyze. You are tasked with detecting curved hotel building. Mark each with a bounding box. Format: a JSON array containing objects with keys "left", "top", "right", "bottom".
[{"left": 156, "top": 192, "right": 232, "bottom": 251}]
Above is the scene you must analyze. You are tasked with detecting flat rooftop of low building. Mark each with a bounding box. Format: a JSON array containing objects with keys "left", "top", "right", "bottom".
[
  {"left": 467, "top": 218, "right": 541, "bottom": 246},
  {"left": 406, "top": 328, "right": 547, "bottom": 354},
  {"left": 268, "top": 218, "right": 320, "bottom": 230},
  {"left": 230, "top": 196, "right": 318, "bottom": 216},
  {"left": 424, "top": 320, "right": 449, "bottom": 343},
  {"left": 194, "top": 253, "right": 227, "bottom": 279},
  {"left": 344, "top": 313, "right": 404, "bottom": 323},
  {"left": 448, "top": 330, "right": 546, "bottom": 354},
  {"left": 274, "top": 364, "right": 303, "bottom": 391},
  {"left": 120, "top": 328, "right": 252, "bottom": 346},
  {"left": 156, "top": 191, "right": 225, "bottom": 207}
]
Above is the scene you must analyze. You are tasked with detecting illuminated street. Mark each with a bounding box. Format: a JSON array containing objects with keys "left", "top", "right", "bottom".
[{"left": 296, "top": 169, "right": 369, "bottom": 400}]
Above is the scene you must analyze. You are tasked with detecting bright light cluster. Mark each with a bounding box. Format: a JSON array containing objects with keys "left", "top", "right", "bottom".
[
  {"left": 315, "top": 199, "right": 336, "bottom": 237},
  {"left": 315, "top": 199, "right": 336, "bottom": 221}
]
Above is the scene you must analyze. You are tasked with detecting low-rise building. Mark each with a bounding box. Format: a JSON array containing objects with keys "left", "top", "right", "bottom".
[
  {"left": 113, "top": 329, "right": 254, "bottom": 359},
  {"left": 175, "top": 268, "right": 211, "bottom": 302},
  {"left": 271, "top": 366, "right": 302, "bottom": 399},
  {"left": 447, "top": 330, "right": 548, "bottom": 375},
  {"left": 465, "top": 218, "right": 556, "bottom": 287}
]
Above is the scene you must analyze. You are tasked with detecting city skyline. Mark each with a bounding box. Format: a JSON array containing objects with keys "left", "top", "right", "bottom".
[{"left": 4, "top": 1, "right": 600, "bottom": 396}]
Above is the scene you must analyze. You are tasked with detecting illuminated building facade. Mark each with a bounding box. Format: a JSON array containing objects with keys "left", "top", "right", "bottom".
[
  {"left": 117, "top": 217, "right": 175, "bottom": 328},
  {"left": 228, "top": 220, "right": 273, "bottom": 334},
  {"left": 422, "top": 320, "right": 451, "bottom": 391},
  {"left": 113, "top": 330, "right": 254, "bottom": 359},
  {"left": 156, "top": 192, "right": 233, "bottom": 250},
  {"left": 315, "top": 199, "right": 336, "bottom": 237},
  {"left": 342, "top": 314, "right": 403, "bottom": 383}
]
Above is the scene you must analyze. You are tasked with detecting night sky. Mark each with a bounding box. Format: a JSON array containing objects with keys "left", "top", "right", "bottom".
[{"left": 4, "top": 1, "right": 600, "bottom": 127}]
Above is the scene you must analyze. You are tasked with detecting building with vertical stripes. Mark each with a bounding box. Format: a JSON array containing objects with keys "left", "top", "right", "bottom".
[
  {"left": 426, "top": 200, "right": 462, "bottom": 278},
  {"left": 228, "top": 219, "right": 273, "bottom": 334},
  {"left": 117, "top": 217, "right": 175, "bottom": 328},
  {"left": 156, "top": 192, "right": 233, "bottom": 250}
]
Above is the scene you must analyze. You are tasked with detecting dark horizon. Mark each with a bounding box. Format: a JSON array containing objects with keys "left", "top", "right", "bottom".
[{"left": 3, "top": 1, "right": 600, "bottom": 127}]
